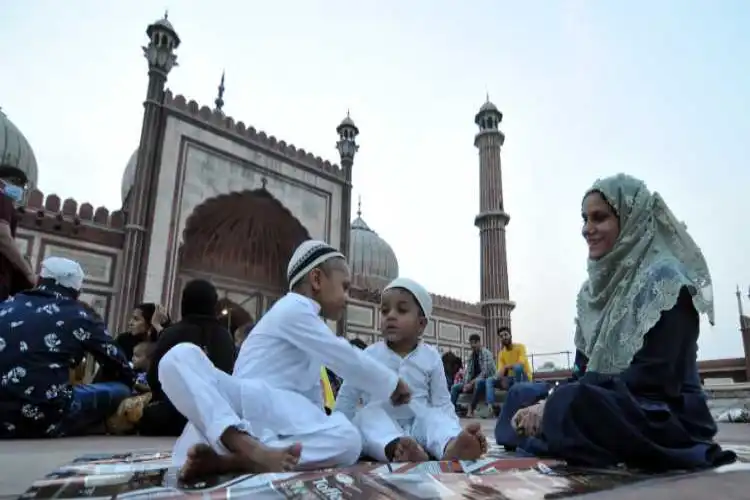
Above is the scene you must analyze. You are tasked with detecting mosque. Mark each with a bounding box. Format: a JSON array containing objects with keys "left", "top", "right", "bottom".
[{"left": 0, "top": 14, "right": 515, "bottom": 359}]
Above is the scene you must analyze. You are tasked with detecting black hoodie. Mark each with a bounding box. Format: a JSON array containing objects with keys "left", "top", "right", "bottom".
[{"left": 146, "top": 279, "right": 236, "bottom": 402}]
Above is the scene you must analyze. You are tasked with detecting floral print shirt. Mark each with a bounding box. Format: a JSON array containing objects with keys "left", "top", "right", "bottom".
[{"left": 0, "top": 284, "right": 136, "bottom": 437}]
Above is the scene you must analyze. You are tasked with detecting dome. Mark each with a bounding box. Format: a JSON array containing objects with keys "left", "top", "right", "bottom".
[
  {"left": 479, "top": 100, "right": 499, "bottom": 113},
  {"left": 349, "top": 207, "right": 399, "bottom": 290},
  {"left": 0, "top": 109, "right": 38, "bottom": 187},
  {"left": 121, "top": 149, "right": 137, "bottom": 203}
]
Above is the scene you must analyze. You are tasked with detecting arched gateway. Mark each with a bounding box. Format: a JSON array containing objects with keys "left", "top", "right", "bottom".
[{"left": 174, "top": 189, "right": 309, "bottom": 326}]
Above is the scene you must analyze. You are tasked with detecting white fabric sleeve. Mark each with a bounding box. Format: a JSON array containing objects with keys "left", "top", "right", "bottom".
[{"left": 283, "top": 306, "right": 399, "bottom": 401}]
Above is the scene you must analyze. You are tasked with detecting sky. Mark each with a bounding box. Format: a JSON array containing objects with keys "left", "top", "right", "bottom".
[{"left": 2, "top": 1, "right": 749, "bottom": 361}]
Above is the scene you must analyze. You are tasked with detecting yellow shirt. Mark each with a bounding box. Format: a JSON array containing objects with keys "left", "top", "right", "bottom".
[
  {"left": 496, "top": 344, "right": 533, "bottom": 381},
  {"left": 320, "top": 366, "right": 336, "bottom": 411}
]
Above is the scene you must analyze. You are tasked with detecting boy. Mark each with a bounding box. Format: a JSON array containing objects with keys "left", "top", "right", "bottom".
[
  {"left": 336, "top": 277, "right": 486, "bottom": 462},
  {"left": 158, "top": 240, "right": 411, "bottom": 480},
  {"left": 132, "top": 341, "right": 155, "bottom": 387}
]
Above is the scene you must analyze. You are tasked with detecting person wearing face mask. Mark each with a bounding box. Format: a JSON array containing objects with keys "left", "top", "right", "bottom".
[
  {"left": 0, "top": 174, "right": 35, "bottom": 301},
  {"left": 493, "top": 174, "right": 735, "bottom": 472}
]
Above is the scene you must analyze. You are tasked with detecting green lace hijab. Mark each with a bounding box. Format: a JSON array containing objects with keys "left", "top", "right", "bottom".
[{"left": 574, "top": 174, "right": 715, "bottom": 374}]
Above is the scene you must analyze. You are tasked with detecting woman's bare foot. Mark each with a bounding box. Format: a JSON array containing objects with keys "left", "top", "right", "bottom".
[
  {"left": 392, "top": 437, "right": 430, "bottom": 462},
  {"left": 442, "top": 423, "right": 485, "bottom": 461}
]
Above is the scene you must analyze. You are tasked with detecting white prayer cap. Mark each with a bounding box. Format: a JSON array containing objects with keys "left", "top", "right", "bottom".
[
  {"left": 39, "top": 256, "right": 85, "bottom": 291},
  {"left": 384, "top": 277, "right": 432, "bottom": 318},
  {"left": 287, "top": 240, "right": 345, "bottom": 290}
]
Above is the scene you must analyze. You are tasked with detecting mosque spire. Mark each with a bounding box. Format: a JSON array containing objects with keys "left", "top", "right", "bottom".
[
  {"left": 357, "top": 195, "right": 362, "bottom": 218},
  {"left": 214, "top": 70, "right": 226, "bottom": 112}
]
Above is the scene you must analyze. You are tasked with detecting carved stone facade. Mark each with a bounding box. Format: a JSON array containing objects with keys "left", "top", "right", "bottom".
[{"left": 9, "top": 14, "right": 500, "bottom": 358}]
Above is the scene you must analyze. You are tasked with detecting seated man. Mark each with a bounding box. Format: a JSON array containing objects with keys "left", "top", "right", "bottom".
[
  {"left": 450, "top": 334, "right": 496, "bottom": 417},
  {"left": 159, "top": 240, "right": 411, "bottom": 480},
  {"left": 336, "top": 278, "right": 486, "bottom": 463},
  {"left": 0, "top": 257, "right": 136, "bottom": 438},
  {"left": 483, "top": 327, "right": 533, "bottom": 417}
]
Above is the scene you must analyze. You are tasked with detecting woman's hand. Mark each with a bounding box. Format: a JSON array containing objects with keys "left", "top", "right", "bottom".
[
  {"left": 511, "top": 401, "right": 546, "bottom": 437},
  {"left": 151, "top": 305, "right": 169, "bottom": 333}
]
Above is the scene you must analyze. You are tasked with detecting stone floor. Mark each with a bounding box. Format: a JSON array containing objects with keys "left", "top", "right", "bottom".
[{"left": 2, "top": 421, "right": 749, "bottom": 498}]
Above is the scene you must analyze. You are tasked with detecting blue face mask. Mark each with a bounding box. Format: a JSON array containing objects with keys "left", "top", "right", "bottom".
[{"left": 2, "top": 183, "right": 24, "bottom": 202}]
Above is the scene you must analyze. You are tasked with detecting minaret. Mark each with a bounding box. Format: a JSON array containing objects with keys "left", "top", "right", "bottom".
[
  {"left": 335, "top": 111, "right": 359, "bottom": 336},
  {"left": 474, "top": 97, "right": 515, "bottom": 355},
  {"left": 737, "top": 285, "right": 750, "bottom": 379},
  {"left": 115, "top": 13, "right": 180, "bottom": 330}
]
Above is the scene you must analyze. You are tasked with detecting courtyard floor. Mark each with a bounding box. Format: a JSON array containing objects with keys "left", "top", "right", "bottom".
[{"left": 2, "top": 420, "right": 749, "bottom": 498}]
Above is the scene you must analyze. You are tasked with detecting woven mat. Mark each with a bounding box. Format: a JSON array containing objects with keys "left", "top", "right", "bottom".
[{"left": 18, "top": 443, "right": 750, "bottom": 499}]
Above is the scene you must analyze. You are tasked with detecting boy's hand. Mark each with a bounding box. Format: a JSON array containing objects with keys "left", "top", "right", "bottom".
[{"left": 390, "top": 378, "right": 411, "bottom": 405}]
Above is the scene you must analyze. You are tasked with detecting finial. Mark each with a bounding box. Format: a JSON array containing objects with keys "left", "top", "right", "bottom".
[
  {"left": 214, "top": 70, "right": 225, "bottom": 112},
  {"left": 485, "top": 89, "right": 490, "bottom": 102},
  {"left": 347, "top": 109, "right": 351, "bottom": 118},
  {"left": 164, "top": 10, "right": 169, "bottom": 20},
  {"left": 357, "top": 195, "right": 362, "bottom": 218},
  {"left": 261, "top": 177, "right": 268, "bottom": 190}
]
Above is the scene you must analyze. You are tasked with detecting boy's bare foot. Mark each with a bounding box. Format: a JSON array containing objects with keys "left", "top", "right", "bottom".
[
  {"left": 180, "top": 439, "right": 302, "bottom": 482},
  {"left": 222, "top": 427, "right": 301, "bottom": 472},
  {"left": 392, "top": 437, "right": 430, "bottom": 462},
  {"left": 442, "top": 423, "right": 485, "bottom": 461}
]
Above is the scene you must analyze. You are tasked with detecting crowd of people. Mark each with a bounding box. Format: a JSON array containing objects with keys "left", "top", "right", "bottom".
[{"left": 0, "top": 172, "right": 738, "bottom": 478}]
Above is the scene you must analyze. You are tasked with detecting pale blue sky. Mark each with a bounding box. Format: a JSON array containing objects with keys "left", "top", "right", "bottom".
[{"left": 2, "top": 1, "right": 748, "bottom": 361}]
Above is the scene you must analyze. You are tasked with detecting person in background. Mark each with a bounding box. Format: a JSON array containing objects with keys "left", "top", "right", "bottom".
[
  {"left": 106, "top": 341, "right": 155, "bottom": 435},
  {"left": 132, "top": 341, "right": 156, "bottom": 387},
  {"left": 493, "top": 327, "right": 532, "bottom": 389},
  {"left": 0, "top": 257, "right": 136, "bottom": 438},
  {"left": 0, "top": 173, "right": 34, "bottom": 301},
  {"left": 442, "top": 352, "right": 463, "bottom": 392},
  {"left": 495, "top": 174, "right": 736, "bottom": 471},
  {"left": 483, "top": 327, "right": 533, "bottom": 418},
  {"left": 138, "top": 279, "right": 236, "bottom": 436},
  {"left": 233, "top": 320, "right": 255, "bottom": 357},
  {"left": 115, "top": 303, "right": 171, "bottom": 361},
  {"left": 450, "top": 334, "right": 496, "bottom": 417}
]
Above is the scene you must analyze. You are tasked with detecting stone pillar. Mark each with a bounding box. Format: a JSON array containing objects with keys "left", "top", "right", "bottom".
[
  {"left": 114, "top": 15, "right": 180, "bottom": 331},
  {"left": 474, "top": 99, "right": 515, "bottom": 356},
  {"left": 335, "top": 113, "right": 359, "bottom": 337}
]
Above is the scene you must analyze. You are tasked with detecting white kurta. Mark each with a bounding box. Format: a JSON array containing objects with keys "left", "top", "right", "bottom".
[
  {"left": 160, "top": 293, "right": 400, "bottom": 468},
  {"left": 335, "top": 341, "right": 462, "bottom": 461}
]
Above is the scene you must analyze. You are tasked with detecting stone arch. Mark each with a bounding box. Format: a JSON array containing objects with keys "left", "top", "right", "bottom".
[
  {"left": 216, "top": 297, "right": 255, "bottom": 334},
  {"left": 179, "top": 189, "right": 310, "bottom": 289}
]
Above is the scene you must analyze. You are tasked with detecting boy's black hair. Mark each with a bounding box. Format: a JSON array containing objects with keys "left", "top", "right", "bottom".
[
  {"left": 468, "top": 333, "right": 481, "bottom": 343},
  {"left": 497, "top": 326, "right": 511, "bottom": 335}
]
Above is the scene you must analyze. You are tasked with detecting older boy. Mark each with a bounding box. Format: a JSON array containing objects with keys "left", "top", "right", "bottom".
[{"left": 159, "top": 240, "right": 411, "bottom": 480}]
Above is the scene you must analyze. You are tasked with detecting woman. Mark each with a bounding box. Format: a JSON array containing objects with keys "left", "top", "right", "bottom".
[
  {"left": 115, "top": 303, "right": 171, "bottom": 360},
  {"left": 495, "top": 174, "right": 735, "bottom": 471},
  {"left": 137, "top": 279, "right": 236, "bottom": 436}
]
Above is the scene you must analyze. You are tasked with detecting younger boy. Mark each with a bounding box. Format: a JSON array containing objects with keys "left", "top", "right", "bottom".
[{"left": 336, "top": 277, "right": 487, "bottom": 462}]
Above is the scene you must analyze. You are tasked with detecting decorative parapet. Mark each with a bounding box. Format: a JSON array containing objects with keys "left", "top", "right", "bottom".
[
  {"left": 16, "top": 188, "right": 125, "bottom": 239},
  {"left": 348, "top": 286, "right": 482, "bottom": 316},
  {"left": 432, "top": 293, "right": 482, "bottom": 315},
  {"left": 163, "top": 90, "right": 347, "bottom": 182}
]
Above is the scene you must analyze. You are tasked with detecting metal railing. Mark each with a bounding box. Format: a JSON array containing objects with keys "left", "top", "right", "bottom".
[{"left": 528, "top": 350, "right": 573, "bottom": 373}]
